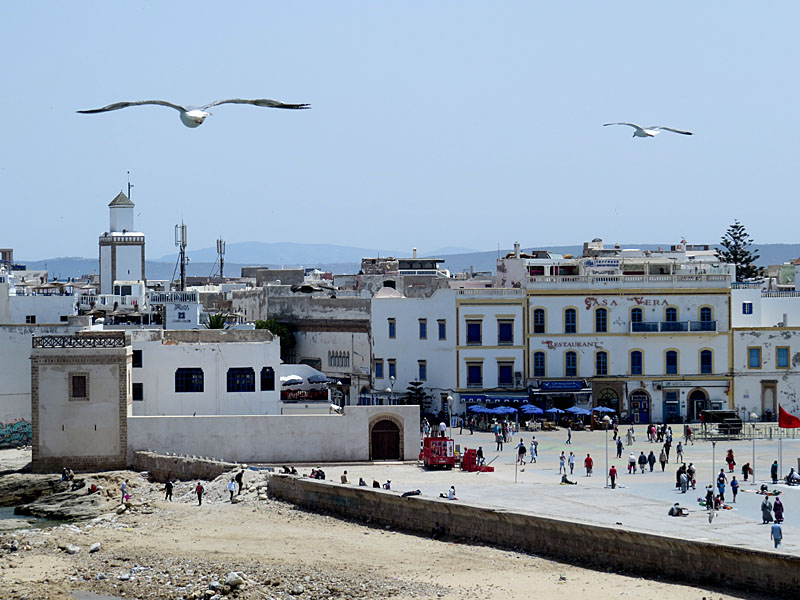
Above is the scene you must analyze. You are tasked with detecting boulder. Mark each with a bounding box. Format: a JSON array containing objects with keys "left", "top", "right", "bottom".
[
  {"left": 224, "top": 571, "right": 245, "bottom": 588},
  {"left": 0, "top": 474, "right": 64, "bottom": 507},
  {"left": 16, "top": 488, "right": 118, "bottom": 520},
  {"left": 89, "top": 543, "right": 101, "bottom": 553},
  {"left": 65, "top": 544, "right": 80, "bottom": 555}
]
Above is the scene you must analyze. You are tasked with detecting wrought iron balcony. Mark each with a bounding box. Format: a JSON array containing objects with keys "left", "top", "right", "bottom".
[{"left": 630, "top": 320, "right": 717, "bottom": 333}]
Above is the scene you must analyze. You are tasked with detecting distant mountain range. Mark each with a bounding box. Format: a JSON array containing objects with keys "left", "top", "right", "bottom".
[{"left": 18, "top": 242, "right": 800, "bottom": 281}]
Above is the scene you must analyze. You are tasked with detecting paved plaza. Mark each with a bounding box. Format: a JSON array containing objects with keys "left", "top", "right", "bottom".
[{"left": 324, "top": 426, "right": 800, "bottom": 556}]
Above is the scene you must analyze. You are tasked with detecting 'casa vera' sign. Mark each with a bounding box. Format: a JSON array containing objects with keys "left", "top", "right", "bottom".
[
  {"left": 541, "top": 340, "right": 603, "bottom": 350},
  {"left": 584, "top": 296, "right": 670, "bottom": 310}
]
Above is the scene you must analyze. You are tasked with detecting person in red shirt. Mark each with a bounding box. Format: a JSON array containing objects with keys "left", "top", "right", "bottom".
[
  {"left": 609, "top": 465, "right": 618, "bottom": 488},
  {"left": 584, "top": 453, "right": 594, "bottom": 477}
]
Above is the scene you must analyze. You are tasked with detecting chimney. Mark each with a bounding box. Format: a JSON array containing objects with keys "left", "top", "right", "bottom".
[
  {"left": 514, "top": 241, "right": 520, "bottom": 259},
  {"left": 413, "top": 247, "right": 417, "bottom": 259}
]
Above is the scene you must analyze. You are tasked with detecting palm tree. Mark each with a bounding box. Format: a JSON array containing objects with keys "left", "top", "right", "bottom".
[{"left": 204, "top": 313, "right": 230, "bottom": 329}]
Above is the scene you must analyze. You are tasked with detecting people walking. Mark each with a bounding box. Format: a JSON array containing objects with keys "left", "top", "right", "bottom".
[
  {"left": 731, "top": 476, "right": 739, "bottom": 503},
  {"left": 476, "top": 446, "right": 484, "bottom": 466},
  {"left": 529, "top": 438, "right": 537, "bottom": 463},
  {"left": 568, "top": 451, "right": 576, "bottom": 474},
  {"left": 725, "top": 449, "right": 736, "bottom": 473},
  {"left": 663, "top": 440, "right": 671, "bottom": 463},
  {"left": 609, "top": 465, "right": 618, "bottom": 488},
  {"left": 684, "top": 424, "right": 694, "bottom": 445},
  {"left": 659, "top": 449, "right": 667, "bottom": 472},
  {"left": 121, "top": 479, "right": 129, "bottom": 504},
  {"left": 195, "top": 482, "right": 205, "bottom": 506},
  {"left": 516, "top": 440, "right": 527, "bottom": 465},
  {"left": 227, "top": 478, "right": 236, "bottom": 502},
  {"left": 762, "top": 496, "right": 774, "bottom": 524},
  {"left": 495, "top": 431, "right": 504, "bottom": 452},
  {"left": 584, "top": 453, "right": 593, "bottom": 477},
  {"left": 235, "top": 469, "right": 244, "bottom": 495},
  {"left": 637, "top": 451, "right": 647, "bottom": 474},
  {"left": 616, "top": 438, "right": 624, "bottom": 459},
  {"left": 717, "top": 469, "right": 727, "bottom": 503},
  {"left": 687, "top": 463, "right": 696, "bottom": 489},
  {"left": 771, "top": 460, "right": 779, "bottom": 484},
  {"left": 680, "top": 470, "right": 689, "bottom": 493},
  {"left": 676, "top": 442, "right": 684, "bottom": 463},
  {"left": 566, "top": 427, "right": 572, "bottom": 445},
  {"left": 774, "top": 496, "right": 785, "bottom": 523},
  {"left": 647, "top": 450, "right": 656, "bottom": 472},
  {"left": 628, "top": 452, "right": 637, "bottom": 474},
  {"left": 559, "top": 451, "right": 567, "bottom": 475},
  {"left": 164, "top": 479, "right": 173, "bottom": 502},
  {"left": 771, "top": 522, "right": 783, "bottom": 548},
  {"left": 742, "top": 462, "right": 752, "bottom": 482}
]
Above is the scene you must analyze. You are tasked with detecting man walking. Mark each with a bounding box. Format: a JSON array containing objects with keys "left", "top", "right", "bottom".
[
  {"left": 195, "top": 482, "right": 204, "bottom": 506},
  {"left": 616, "top": 438, "right": 624, "bottom": 459},
  {"left": 584, "top": 453, "right": 594, "bottom": 477},
  {"left": 609, "top": 465, "right": 618, "bottom": 489},
  {"left": 637, "top": 451, "right": 647, "bottom": 474},
  {"left": 235, "top": 469, "right": 244, "bottom": 495},
  {"left": 516, "top": 440, "right": 527, "bottom": 465},
  {"left": 566, "top": 427, "right": 572, "bottom": 445},
  {"left": 568, "top": 451, "right": 576, "bottom": 475},
  {"left": 164, "top": 479, "right": 173, "bottom": 502},
  {"left": 529, "top": 438, "right": 537, "bottom": 463},
  {"left": 771, "top": 522, "right": 783, "bottom": 548},
  {"left": 559, "top": 451, "right": 567, "bottom": 475}
]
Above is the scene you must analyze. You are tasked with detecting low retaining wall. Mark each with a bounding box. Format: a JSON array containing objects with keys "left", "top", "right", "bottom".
[
  {"left": 132, "top": 451, "right": 237, "bottom": 483},
  {"left": 268, "top": 474, "right": 800, "bottom": 597}
]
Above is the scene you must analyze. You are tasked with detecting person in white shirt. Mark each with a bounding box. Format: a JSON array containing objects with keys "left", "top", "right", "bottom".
[{"left": 227, "top": 478, "right": 236, "bottom": 502}]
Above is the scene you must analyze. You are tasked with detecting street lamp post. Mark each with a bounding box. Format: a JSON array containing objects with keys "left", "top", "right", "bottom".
[
  {"left": 711, "top": 440, "right": 717, "bottom": 492},
  {"left": 603, "top": 415, "right": 611, "bottom": 488},
  {"left": 385, "top": 376, "right": 396, "bottom": 405},
  {"left": 446, "top": 395, "right": 453, "bottom": 439}
]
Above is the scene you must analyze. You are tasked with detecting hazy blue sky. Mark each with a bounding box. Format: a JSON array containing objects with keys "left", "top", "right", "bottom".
[{"left": 1, "top": 3, "right": 797, "bottom": 260}]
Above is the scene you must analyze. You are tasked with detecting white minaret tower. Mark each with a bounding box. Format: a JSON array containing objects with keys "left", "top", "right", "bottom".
[{"left": 99, "top": 191, "right": 146, "bottom": 294}]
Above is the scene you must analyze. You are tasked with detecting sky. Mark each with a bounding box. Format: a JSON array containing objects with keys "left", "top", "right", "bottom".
[{"left": 1, "top": 2, "right": 798, "bottom": 261}]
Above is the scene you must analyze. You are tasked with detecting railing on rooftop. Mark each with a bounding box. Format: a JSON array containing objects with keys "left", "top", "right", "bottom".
[
  {"left": 149, "top": 291, "right": 198, "bottom": 304},
  {"left": 527, "top": 274, "right": 730, "bottom": 287},
  {"left": 630, "top": 320, "right": 718, "bottom": 333},
  {"left": 457, "top": 288, "right": 525, "bottom": 297},
  {"left": 33, "top": 334, "right": 126, "bottom": 348},
  {"left": 761, "top": 291, "right": 800, "bottom": 298}
]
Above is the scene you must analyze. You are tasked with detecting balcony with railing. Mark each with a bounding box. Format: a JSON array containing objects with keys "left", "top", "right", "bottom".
[
  {"left": 526, "top": 274, "right": 731, "bottom": 289},
  {"left": 456, "top": 288, "right": 526, "bottom": 297},
  {"left": 148, "top": 291, "right": 199, "bottom": 304},
  {"left": 630, "top": 320, "right": 718, "bottom": 333}
]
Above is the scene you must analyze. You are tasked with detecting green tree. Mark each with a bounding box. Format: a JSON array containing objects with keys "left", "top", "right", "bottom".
[
  {"left": 717, "top": 220, "right": 762, "bottom": 282},
  {"left": 204, "top": 313, "right": 230, "bottom": 329},
  {"left": 255, "top": 319, "right": 296, "bottom": 357},
  {"left": 401, "top": 380, "right": 431, "bottom": 411}
]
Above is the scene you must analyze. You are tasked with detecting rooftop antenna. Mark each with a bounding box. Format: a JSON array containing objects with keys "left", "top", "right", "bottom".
[
  {"left": 127, "top": 171, "right": 134, "bottom": 199},
  {"left": 175, "top": 221, "right": 188, "bottom": 291},
  {"left": 216, "top": 236, "right": 226, "bottom": 279}
]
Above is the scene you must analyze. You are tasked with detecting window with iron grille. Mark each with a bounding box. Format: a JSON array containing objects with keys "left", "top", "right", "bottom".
[{"left": 227, "top": 367, "right": 255, "bottom": 392}]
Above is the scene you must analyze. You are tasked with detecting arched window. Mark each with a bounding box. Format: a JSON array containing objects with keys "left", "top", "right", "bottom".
[
  {"left": 175, "top": 368, "right": 204, "bottom": 393},
  {"left": 564, "top": 308, "right": 577, "bottom": 334},
  {"left": 631, "top": 307, "right": 643, "bottom": 322},
  {"left": 630, "top": 350, "right": 643, "bottom": 375},
  {"left": 533, "top": 351, "right": 546, "bottom": 377},
  {"left": 665, "top": 350, "right": 678, "bottom": 375},
  {"left": 260, "top": 367, "right": 275, "bottom": 391},
  {"left": 699, "top": 306, "right": 712, "bottom": 322},
  {"left": 533, "top": 308, "right": 546, "bottom": 334},
  {"left": 595, "top": 351, "right": 608, "bottom": 376},
  {"left": 565, "top": 351, "right": 577, "bottom": 377},
  {"left": 595, "top": 308, "right": 608, "bottom": 333},
  {"left": 227, "top": 367, "right": 255, "bottom": 392},
  {"left": 700, "top": 350, "right": 713, "bottom": 374}
]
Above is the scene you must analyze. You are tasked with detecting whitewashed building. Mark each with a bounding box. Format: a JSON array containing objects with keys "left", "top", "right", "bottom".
[
  {"left": 99, "top": 192, "right": 146, "bottom": 295},
  {"left": 731, "top": 283, "right": 800, "bottom": 420},
  {"left": 129, "top": 329, "right": 281, "bottom": 416},
  {"left": 371, "top": 287, "right": 457, "bottom": 412}
]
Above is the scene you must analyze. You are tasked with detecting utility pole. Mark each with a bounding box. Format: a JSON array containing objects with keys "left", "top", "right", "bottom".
[
  {"left": 216, "top": 237, "right": 226, "bottom": 279},
  {"left": 127, "top": 171, "right": 134, "bottom": 199},
  {"left": 175, "top": 222, "right": 187, "bottom": 291}
]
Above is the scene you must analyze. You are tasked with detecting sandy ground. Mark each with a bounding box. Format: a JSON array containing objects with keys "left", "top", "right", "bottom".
[{"left": 0, "top": 448, "right": 768, "bottom": 600}]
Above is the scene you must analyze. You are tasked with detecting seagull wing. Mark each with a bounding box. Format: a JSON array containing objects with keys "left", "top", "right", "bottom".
[
  {"left": 650, "top": 126, "right": 694, "bottom": 136},
  {"left": 603, "top": 122, "right": 645, "bottom": 133},
  {"left": 77, "top": 100, "right": 187, "bottom": 114},
  {"left": 201, "top": 98, "right": 311, "bottom": 110}
]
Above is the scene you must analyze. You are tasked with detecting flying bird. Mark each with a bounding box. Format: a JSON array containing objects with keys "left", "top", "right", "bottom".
[
  {"left": 603, "top": 122, "right": 693, "bottom": 138},
  {"left": 77, "top": 98, "right": 310, "bottom": 128}
]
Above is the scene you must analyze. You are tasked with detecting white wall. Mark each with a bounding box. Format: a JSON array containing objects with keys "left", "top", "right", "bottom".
[
  {"left": 100, "top": 245, "right": 113, "bottom": 295},
  {"left": 127, "top": 405, "right": 420, "bottom": 462},
  {"left": 9, "top": 295, "right": 76, "bottom": 324},
  {"left": 131, "top": 330, "right": 282, "bottom": 416},
  {"left": 0, "top": 323, "right": 85, "bottom": 422}
]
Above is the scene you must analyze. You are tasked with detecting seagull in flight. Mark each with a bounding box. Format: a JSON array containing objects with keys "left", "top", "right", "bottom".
[
  {"left": 603, "top": 122, "right": 693, "bottom": 138},
  {"left": 77, "top": 98, "right": 310, "bottom": 128}
]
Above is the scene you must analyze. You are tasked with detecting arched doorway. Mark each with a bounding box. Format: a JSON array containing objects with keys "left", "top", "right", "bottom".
[
  {"left": 688, "top": 389, "right": 708, "bottom": 422},
  {"left": 628, "top": 390, "right": 650, "bottom": 424},
  {"left": 596, "top": 388, "right": 620, "bottom": 413},
  {"left": 370, "top": 419, "right": 400, "bottom": 460}
]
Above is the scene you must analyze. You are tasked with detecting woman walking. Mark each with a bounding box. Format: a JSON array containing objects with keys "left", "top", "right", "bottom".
[
  {"left": 774, "top": 496, "right": 785, "bottom": 523},
  {"left": 725, "top": 449, "right": 736, "bottom": 473},
  {"left": 761, "top": 496, "right": 774, "bottom": 524}
]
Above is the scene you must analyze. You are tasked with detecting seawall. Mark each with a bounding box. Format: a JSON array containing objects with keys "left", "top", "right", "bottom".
[{"left": 267, "top": 474, "right": 799, "bottom": 597}]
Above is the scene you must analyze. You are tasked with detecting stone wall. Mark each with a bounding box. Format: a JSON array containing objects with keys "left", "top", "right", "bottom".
[
  {"left": 267, "top": 474, "right": 800, "bottom": 596},
  {"left": 132, "top": 451, "right": 238, "bottom": 483}
]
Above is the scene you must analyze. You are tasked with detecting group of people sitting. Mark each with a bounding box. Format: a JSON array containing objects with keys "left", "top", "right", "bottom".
[
  {"left": 280, "top": 465, "right": 298, "bottom": 475},
  {"left": 786, "top": 467, "right": 800, "bottom": 486}
]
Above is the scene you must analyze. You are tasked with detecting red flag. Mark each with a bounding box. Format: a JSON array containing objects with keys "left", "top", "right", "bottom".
[{"left": 779, "top": 405, "right": 800, "bottom": 429}]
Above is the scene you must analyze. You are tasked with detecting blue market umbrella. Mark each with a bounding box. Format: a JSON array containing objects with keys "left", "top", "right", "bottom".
[
  {"left": 307, "top": 374, "right": 333, "bottom": 384},
  {"left": 496, "top": 406, "right": 517, "bottom": 414},
  {"left": 545, "top": 407, "right": 565, "bottom": 414},
  {"left": 592, "top": 406, "right": 617, "bottom": 413},
  {"left": 566, "top": 406, "right": 590, "bottom": 415},
  {"left": 519, "top": 404, "right": 544, "bottom": 415},
  {"left": 467, "top": 405, "right": 487, "bottom": 413}
]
